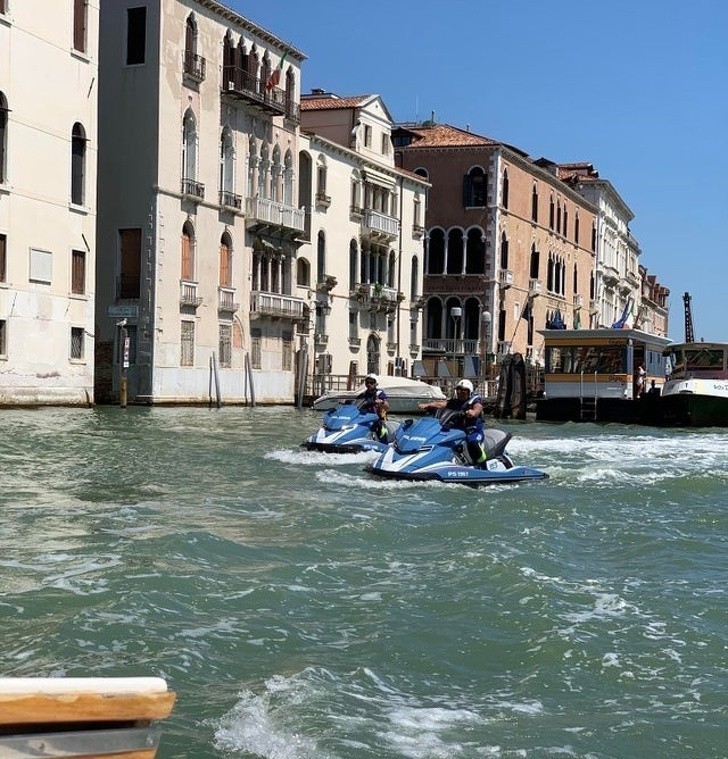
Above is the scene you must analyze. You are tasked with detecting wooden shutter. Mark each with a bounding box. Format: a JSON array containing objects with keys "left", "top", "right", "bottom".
[
  {"left": 73, "top": 0, "right": 86, "bottom": 53},
  {"left": 181, "top": 232, "right": 193, "bottom": 280},
  {"left": 219, "top": 242, "right": 231, "bottom": 287},
  {"left": 71, "top": 250, "right": 85, "bottom": 294}
]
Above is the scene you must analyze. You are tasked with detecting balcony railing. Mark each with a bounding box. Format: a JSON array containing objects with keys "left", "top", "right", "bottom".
[
  {"left": 361, "top": 209, "right": 400, "bottom": 238},
  {"left": 183, "top": 50, "right": 206, "bottom": 83},
  {"left": 245, "top": 196, "right": 305, "bottom": 233},
  {"left": 180, "top": 280, "right": 202, "bottom": 308},
  {"left": 422, "top": 338, "right": 480, "bottom": 355},
  {"left": 250, "top": 291, "right": 305, "bottom": 320},
  {"left": 221, "top": 65, "right": 300, "bottom": 122},
  {"left": 218, "top": 286, "right": 239, "bottom": 313},
  {"left": 499, "top": 269, "right": 514, "bottom": 289},
  {"left": 181, "top": 178, "right": 204, "bottom": 201},
  {"left": 219, "top": 190, "right": 242, "bottom": 210}
]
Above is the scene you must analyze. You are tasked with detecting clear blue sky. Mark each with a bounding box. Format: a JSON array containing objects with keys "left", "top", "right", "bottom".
[{"left": 230, "top": 0, "right": 728, "bottom": 342}]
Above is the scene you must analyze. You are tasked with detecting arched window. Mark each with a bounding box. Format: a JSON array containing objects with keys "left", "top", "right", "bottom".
[
  {"left": 591, "top": 220, "right": 597, "bottom": 252},
  {"left": 530, "top": 244, "right": 540, "bottom": 279},
  {"left": 531, "top": 185, "right": 539, "bottom": 223},
  {"left": 247, "top": 137, "right": 257, "bottom": 197},
  {"left": 574, "top": 212, "right": 580, "bottom": 246},
  {"left": 464, "top": 297, "right": 481, "bottom": 341},
  {"left": 563, "top": 205, "right": 568, "bottom": 238},
  {"left": 388, "top": 251, "right": 396, "bottom": 288},
  {"left": 316, "top": 155, "right": 327, "bottom": 199},
  {"left": 71, "top": 122, "right": 86, "bottom": 205},
  {"left": 0, "top": 92, "right": 7, "bottom": 184},
  {"left": 349, "top": 240, "right": 359, "bottom": 291},
  {"left": 350, "top": 169, "right": 361, "bottom": 209},
  {"left": 465, "top": 228, "right": 485, "bottom": 274},
  {"left": 414, "top": 167, "right": 429, "bottom": 181},
  {"left": 271, "top": 144, "right": 281, "bottom": 202},
  {"left": 502, "top": 169, "right": 509, "bottom": 209},
  {"left": 297, "top": 258, "right": 310, "bottom": 288},
  {"left": 426, "top": 297, "right": 443, "bottom": 340},
  {"left": 445, "top": 297, "right": 462, "bottom": 340},
  {"left": 260, "top": 54, "right": 271, "bottom": 96},
  {"left": 573, "top": 263, "right": 578, "bottom": 293},
  {"left": 219, "top": 231, "right": 232, "bottom": 287},
  {"left": 283, "top": 149, "right": 293, "bottom": 206},
  {"left": 181, "top": 221, "right": 195, "bottom": 281},
  {"left": 317, "top": 230, "right": 326, "bottom": 281},
  {"left": 184, "top": 14, "right": 197, "bottom": 69},
  {"left": 549, "top": 195, "right": 555, "bottom": 229},
  {"left": 499, "top": 232, "right": 509, "bottom": 269},
  {"left": 220, "top": 127, "right": 234, "bottom": 199},
  {"left": 427, "top": 229, "right": 445, "bottom": 274},
  {"left": 410, "top": 255, "right": 419, "bottom": 301},
  {"left": 556, "top": 200, "right": 562, "bottom": 234},
  {"left": 463, "top": 166, "right": 486, "bottom": 207},
  {"left": 285, "top": 68, "right": 296, "bottom": 120},
  {"left": 182, "top": 109, "right": 197, "bottom": 182},
  {"left": 446, "top": 228, "right": 464, "bottom": 274},
  {"left": 258, "top": 143, "right": 269, "bottom": 198}
]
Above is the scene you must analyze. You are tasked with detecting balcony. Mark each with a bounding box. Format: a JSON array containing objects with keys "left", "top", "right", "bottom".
[
  {"left": 315, "top": 191, "right": 331, "bottom": 209},
  {"left": 221, "top": 65, "right": 299, "bottom": 122},
  {"left": 601, "top": 263, "right": 619, "bottom": 287},
  {"left": 422, "top": 338, "right": 479, "bottom": 355},
  {"left": 316, "top": 275, "right": 337, "bottom": 293},
  {"left": 354, "top": 282, "right": 400, "bottom": 313},
  {"left": 529, "top": 278, "right": 542, "bottom": 297},
  {"left": 412, "top": 222, "right": 425, "bottom": 239},
  {"left": 180, "top": 280, "right": 202, "bottom": 308},
  {"left": 499, "top": 270, "right": 513, "bottom": 289},
  {"left": 250, "top": 291, "right": 305, "bottom": 320},
  {"left": 219, "top": 190, "right": 242, "bottom": 211},
  {"left": 497, "top": 340, "right": 513, "bottom": 355},
  {"left": 181, "top": 178, "right": 204, "bottom": 202},
  {"left": 314, "top": 333, "right": 329, "bottom": 346},
  {"left": 573, "top": 293, "right": 583, "bottom": 309},
  {"left": 183, "top": 50, "right": 206, "bottom": 84},
  {"left": 245, "top": 196, "right": 305, "bottom": 238},
  {"left": 361, "top": 209, "right": 400, "bottom": 241},
  {"left": 218, "top": 286, "right": 239, "bottom": 313}
]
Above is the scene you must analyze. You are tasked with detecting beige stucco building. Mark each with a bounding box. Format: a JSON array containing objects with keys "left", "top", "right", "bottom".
[
  {"left": 96, "top": 0, "right": 307, "bottom": 404},
  {"left": 0, "top": 0, "right": 98, "bottom": 405},
  {"left": 297, "top": 93, "right": 429, "bottom": 387}
]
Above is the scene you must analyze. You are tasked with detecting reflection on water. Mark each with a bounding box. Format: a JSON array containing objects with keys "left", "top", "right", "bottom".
[{"left": 1, "top": 407, "right": 726, "bottom": 758}]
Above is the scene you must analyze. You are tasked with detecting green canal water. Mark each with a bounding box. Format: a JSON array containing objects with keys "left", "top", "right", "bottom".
[{"left": 1, "top": 407, "right": 725, "bottom": 758}]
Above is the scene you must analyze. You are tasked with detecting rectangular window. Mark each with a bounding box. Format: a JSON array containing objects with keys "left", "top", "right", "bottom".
[
  {"left": 181, "top": 320, "right": 195, "bottom": 366},
  {"left": 219, "top": 324, "right": 231, "bottom": 368},
  {"left": 29, "top": 248, "right": 52, "bottom": 284},
  {"left": 70, "top": 326, "right": 84, "bottom": 359},
  {"left": 126, "top": 7, "right": 147, "bottom": 66},
  {"left": 282, "top": 330, "right": 293, "bottom": 371},
  {"left": 364, "top": 125, "right": 372, "bottom": 148},
  {"left": 71, "top": 249, "right": 85, "bottom": 294},
  {"left": 381, "top": 133, "right": 390, "bottom": 154},
  {"left": 73, "top": 0, "right": 87, "bottom": 53},
  {"left": 0, "top": 319, "right": 6, "bottom": 356},
  {"left": 251, "top": 327, "right": 262, "bottom": 369},
  {"left": 0, "top": 234, "right": 6, "bottom": 282},
  {"left": 119, "top": 228, "right": 141, "bottom": 298}
]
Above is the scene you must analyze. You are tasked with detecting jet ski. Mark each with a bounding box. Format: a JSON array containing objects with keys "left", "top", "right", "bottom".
[
  {"left": 302, "top": 401, "right": 399, "bottom": 454},
  {"left": 365, "top": 409, "right": 548, "bottom": 485}
]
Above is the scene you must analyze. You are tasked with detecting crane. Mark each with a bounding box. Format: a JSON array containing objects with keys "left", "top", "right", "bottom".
[{"left": 683, "top": 292, "right": 694, "bottom": 343}]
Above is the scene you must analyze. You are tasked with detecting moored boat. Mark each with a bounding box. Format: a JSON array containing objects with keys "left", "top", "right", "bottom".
[
  {"left": 535, "top": 328, "right": 672, "bottom": 424},
  {"left": 312, "top": 376, "right": 445, "bottom": 413},
  {"left": 0, "top": 676, "right": 175, "bottom": 758},
  {"left": 660, "top": 342, "right": 728, "bottom": 426}
]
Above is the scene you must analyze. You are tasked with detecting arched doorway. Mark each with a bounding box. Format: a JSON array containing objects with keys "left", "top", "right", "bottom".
[{"left": 366, "top": 333, "right": 380, "bottom": 376}]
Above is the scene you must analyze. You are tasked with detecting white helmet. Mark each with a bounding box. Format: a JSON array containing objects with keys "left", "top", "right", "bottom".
[
  {"left": 455, "top": 379, "right": 474, "bottom": 392},
  {"left": 365, "top": 373, "right": 378, "bottom": 384}
]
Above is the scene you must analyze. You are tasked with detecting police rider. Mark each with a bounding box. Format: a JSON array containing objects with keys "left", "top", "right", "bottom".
[
  {"left": 418, "top": 379, "right": 487, "bottom": 466},
  {"left": 357, "top": 374, "right": 390, "bottom": 441}
]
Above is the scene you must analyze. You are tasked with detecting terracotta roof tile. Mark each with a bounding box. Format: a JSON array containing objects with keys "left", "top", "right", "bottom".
[
  {"left": 398, "top": 123, "right": 498, "bottom": 148},
  {"left": 300, "top": 95, "right": 373, "bottom": 111}
]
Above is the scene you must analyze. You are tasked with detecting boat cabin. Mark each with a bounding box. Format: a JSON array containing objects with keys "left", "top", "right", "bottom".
[
  {"left": 536, "top": 328, "right": 672, "bottom": 423},
  {"left": 664, "top": 342, "right": 728, "bottom": 380}
]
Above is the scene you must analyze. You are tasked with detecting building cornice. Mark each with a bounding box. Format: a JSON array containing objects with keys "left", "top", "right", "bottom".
[{"left": 195, "top": 0, "right": 307, "bottom": 61}]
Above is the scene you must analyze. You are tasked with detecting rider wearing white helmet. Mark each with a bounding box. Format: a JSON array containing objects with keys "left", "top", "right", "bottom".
[{"left": 418, "top": 378, "right": 487, "bottom": 466}]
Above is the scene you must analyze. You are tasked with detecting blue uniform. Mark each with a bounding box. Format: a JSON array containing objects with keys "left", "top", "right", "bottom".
[
  {"left": 358, "top": 387, "right": 389, "bottom": 440},
  {"left": 445, "top": 393, "right": 486, "bottom": 464}
]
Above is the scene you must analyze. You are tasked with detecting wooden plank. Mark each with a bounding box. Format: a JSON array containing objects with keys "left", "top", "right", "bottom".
[{"left": 0, "top": 691, "right": 176, "bottom": 725}]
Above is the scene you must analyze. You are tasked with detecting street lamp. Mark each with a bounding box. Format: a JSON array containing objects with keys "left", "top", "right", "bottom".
[
  {"left": 450, "top": 306, "right": 462, "bottom": 357},
  {"left": 481, "top": 310, "right": 491, "bottom": 394}
]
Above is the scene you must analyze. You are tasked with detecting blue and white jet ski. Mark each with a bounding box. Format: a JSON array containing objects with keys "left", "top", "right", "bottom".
[
  {"left": 365, "top": 409, "right": 548, "bottom": 485},
  {"left": 302, "top": 401, "right": 399, "bottom": 454}
]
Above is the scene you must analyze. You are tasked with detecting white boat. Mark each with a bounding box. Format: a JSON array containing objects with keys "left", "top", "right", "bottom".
[
  {"left": 312, "top": 376, "right": 446, "bottom": 413},
  {"left": 660, "top": 342, "right": 728, "bottom": 426},
  {"left": 0, "top": 676, "right": 175, "bottom": 758}
]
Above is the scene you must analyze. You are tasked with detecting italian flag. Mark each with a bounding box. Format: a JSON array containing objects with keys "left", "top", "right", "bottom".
[{"left": 266, "top": 52, "right": 287, "bottom": 90}]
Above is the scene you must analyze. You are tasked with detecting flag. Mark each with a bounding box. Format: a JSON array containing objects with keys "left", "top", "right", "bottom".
[
  {"left": 521, "top": 299, "right": 531, "bottom": 322},
  {"left": 611, "top": 298, "right": 633, "bottom": 329},
  {"left": 265, "top": 52, "right": 287, "bottom": 91}
]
